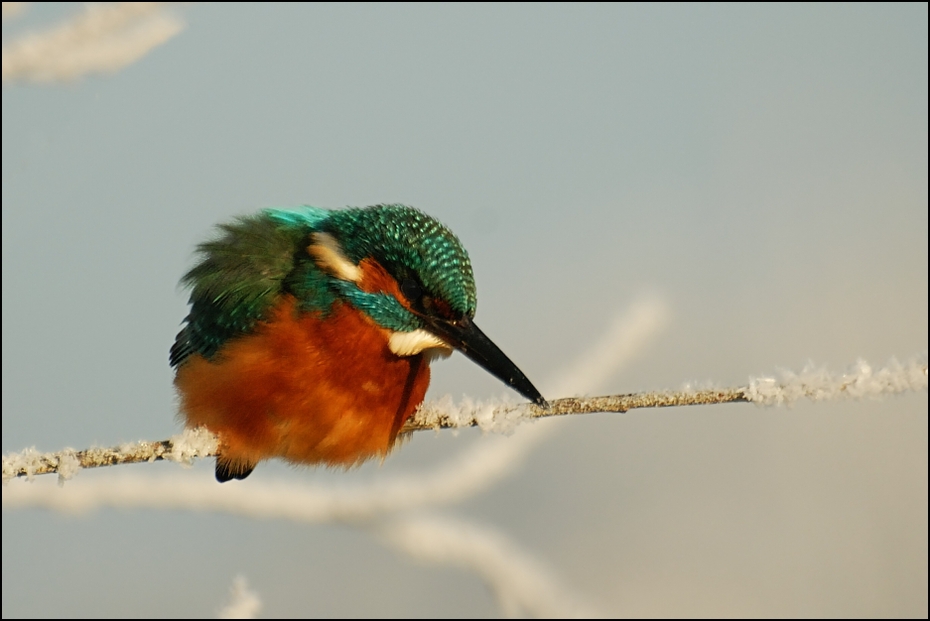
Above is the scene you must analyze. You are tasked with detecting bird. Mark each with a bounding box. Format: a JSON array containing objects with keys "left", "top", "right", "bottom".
[{"left": 171, "top": 204, "right": 546, "bottom": 482}]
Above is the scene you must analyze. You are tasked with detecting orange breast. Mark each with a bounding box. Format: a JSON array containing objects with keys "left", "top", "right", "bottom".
[{"left": 174, "top": 295, "right": 431, "bottom": 476}]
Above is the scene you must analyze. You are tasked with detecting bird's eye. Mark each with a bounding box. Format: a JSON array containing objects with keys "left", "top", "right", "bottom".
[{"left": 400, "top": 278, "right": 422, "bottom": 303}]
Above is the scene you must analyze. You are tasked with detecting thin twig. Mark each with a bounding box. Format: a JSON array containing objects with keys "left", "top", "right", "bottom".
[
  {"left": 4, "top": 351, "right": 926, "bottom": 482},
  {"left": 2, "top": 388, "right": 749, "bottom": 481},
  {"left": 2, "top": 428, "right": 218, "bottom": 482},
  {"left": 404, "top": 388, "right": 749, "bottom": 432}
]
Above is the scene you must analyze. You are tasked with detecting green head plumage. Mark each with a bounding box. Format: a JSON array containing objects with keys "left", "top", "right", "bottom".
[
  {"left": 265, "top": 205, "right": 477, "bottom": 335},
  {"left": 323, "top": 205, "right": 477, "bottom": 317}
]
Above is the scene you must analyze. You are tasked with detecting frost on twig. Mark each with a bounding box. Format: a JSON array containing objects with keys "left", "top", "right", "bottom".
[
  {"left": 379, "top": 514, "right": 599, "bottom": 618},
  {"left": 217, "top": 576, "right": 262, "bottom": 620},
  {"left": 2, "top": 427, "right": 217, "bottom": 483},
  {"left": 2, "top": 355, "right": 926, "bottom": 483},
  {"left": 745, "top": 355, "right": 928, "bottom": 405},
  {"left": 406, "top": 389, "right": 750, "bottom": 433},
  {"left": 0, "top": 390, "right": 747, "bottom": 482},
  {"left": 2, "top": 2, "right": 184, "bottom": 85}
]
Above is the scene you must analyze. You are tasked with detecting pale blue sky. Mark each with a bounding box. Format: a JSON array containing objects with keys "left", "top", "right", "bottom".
[{"left": 3, "top": 4, "right": 927, "bottom": 617}]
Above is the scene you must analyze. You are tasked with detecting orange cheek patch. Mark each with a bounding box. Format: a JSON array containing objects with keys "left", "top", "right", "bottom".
[{"left": 356, "top": 259, "right": 414, "bottom": 311}]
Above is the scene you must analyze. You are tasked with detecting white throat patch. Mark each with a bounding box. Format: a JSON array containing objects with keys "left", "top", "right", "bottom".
[
  {"left": 389, "top": 329, "right": 453, "bottom": 358},
  {"left": 308, "top": 232, "right": 362, "bottom": 282}
]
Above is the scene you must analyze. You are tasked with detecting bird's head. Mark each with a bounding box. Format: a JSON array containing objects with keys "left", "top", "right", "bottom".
[{"left": 270, "top": 204, "right": 546, "bottom": 406}]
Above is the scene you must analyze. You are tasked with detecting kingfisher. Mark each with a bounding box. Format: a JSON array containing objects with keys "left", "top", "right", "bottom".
[{"left": 171, "top": 204, "right": 546, "bottom": 482}]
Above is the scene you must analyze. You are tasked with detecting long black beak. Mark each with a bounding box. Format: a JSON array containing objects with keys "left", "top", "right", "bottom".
[{"left": 419, "top": 315, "right": 547, "bottom": 407}]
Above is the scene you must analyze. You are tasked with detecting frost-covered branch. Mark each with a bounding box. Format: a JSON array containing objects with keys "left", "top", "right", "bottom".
[
  {"left": 2, "top": 2, "right": 184, "bottom": 85},
  {"left": 217, "top": 576, "right": 262, "bottom": 620},
  {"left": 745, "top": 356, "right": 928, "bottom": 405},
  {"left": 2, "top": 428, "right": 218, "bottom": 484},
  {"left": 379, "top": 514, "right": 600, "bottom": 618},
  {"left": 1, "top": 472, "right": 602, "bottom": 616},
  {"left": 407, "top": 387, "right": 748, "bottom": 433},
  {"left": 3, "top": 354, "right": 925, "bottom": 483},
  {"left": 0, "top": 391, "right": 739, "bottom": 482}
]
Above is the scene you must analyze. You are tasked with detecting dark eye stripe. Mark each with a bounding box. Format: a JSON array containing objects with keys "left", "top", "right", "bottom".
[{"left": 401, "top": 278, "right": 422, "bottom": 303}]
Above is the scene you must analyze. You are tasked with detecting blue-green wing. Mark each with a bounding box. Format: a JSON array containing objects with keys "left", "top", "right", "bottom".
[{"left": 170, "top": 211, "right": 312, "bottom": 367}]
